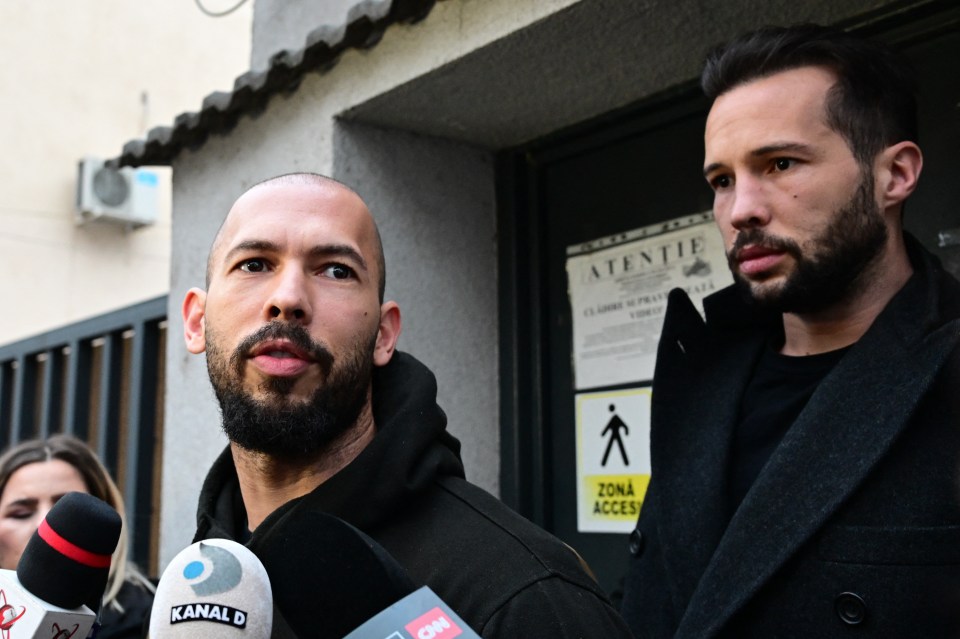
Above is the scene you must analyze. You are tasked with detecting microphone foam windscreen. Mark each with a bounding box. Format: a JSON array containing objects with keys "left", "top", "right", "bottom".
[
  {"left": 17, "top": 491, "right": 121, "bottom": 610},
  {"left": 149, "top": 538, "right": 272, "bottom": 638},
  {"left": 255, "top": 511, "right": 416, "bottom": 639}
]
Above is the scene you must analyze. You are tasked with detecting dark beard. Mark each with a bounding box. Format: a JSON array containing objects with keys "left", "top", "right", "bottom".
[
  {"left": 728, "top": 169, "right": 888, "bottom": 314},
  {"left": 205, "top": 322, "right": 375, "bottom": 461}
]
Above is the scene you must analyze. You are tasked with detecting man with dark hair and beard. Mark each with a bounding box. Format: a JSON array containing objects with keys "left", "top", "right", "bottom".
[
  {"left": 181, "top": 174, "right": 632, "bottom": 638},
  {"left": 621, "top": 25, "right": 960, "bottom": 638}
]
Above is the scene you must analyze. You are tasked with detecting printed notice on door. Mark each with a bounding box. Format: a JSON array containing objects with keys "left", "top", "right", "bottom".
[
  {"left": 575, "top": 388, "right": 651, "bottom": 533},
  {"left": 566, "top": 212, "right": 732, "bottom": 389}
]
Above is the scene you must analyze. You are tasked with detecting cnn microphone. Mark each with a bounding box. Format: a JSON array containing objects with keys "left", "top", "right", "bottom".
[
  {"left": 0, "top": 491, "right": 121, "bottom": 639},
  {"left": 254, "top": 511, "right": 479, "bottom": 639},
  {"left": 344, "top": 586, "right": 480, "bottom": 639},
  {"left": 148, "top": 538, "right": 272, "bottom": 638}
]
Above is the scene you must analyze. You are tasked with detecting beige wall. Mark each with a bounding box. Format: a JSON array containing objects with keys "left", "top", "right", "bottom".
[{"left": 0, "top": 1, "right": 252, "bottom": 345}]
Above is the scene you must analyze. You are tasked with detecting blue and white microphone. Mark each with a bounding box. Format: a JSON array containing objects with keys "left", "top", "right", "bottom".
[{"left": 149, "top": 539, "right": 272, "bottom": 638}]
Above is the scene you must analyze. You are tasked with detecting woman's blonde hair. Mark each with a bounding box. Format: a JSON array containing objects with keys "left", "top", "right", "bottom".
[{"left": 0, "top": 434, "right": 152, "bottom": 609}]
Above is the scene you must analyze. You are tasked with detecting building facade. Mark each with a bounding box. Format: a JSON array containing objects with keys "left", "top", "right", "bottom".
[{"left": 113, "top": 0, "right": 960, "bottom": 592}]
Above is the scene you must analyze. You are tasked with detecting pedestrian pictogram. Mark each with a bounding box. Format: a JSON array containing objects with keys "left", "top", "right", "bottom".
[
  {"left": 575, "top": 389, "right": 652, "bottom": 533},
  {"left": 601, "top": 404, "right": 630, "bottom": 466}
]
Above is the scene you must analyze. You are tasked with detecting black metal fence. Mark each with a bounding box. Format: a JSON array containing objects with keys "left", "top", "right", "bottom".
[{"left": 0, "top": 296, "right": 167, "bottom": 574}]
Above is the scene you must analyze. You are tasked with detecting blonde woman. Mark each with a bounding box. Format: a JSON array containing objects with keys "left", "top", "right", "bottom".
[{"left": 0, "top": 435, "right": 154, "bottom": 638}]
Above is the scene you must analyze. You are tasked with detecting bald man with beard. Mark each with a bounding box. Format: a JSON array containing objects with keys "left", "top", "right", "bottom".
[{"left": 182, "top": 173, "right": 633, "bottom": 638}]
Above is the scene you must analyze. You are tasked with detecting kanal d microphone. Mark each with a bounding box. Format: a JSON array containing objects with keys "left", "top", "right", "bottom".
[
  {"left": 149, "top": 538, "right": 273, "bottom": 638},
  {"left": 0, "top": 491, "right": 122, "bottom": 638}
]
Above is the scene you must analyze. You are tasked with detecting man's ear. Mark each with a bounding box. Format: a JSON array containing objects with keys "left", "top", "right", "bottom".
[
  {"left": 876, "top": 141, "right": 923, "bottom": 212},
  {"left": 182, "top": 288, "right": 208, "bottom": 354},
  {"left": 373, "top": 301, "right": 401, "bottom": 367}
]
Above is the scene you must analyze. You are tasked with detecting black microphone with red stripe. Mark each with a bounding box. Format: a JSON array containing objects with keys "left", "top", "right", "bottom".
[{"left": 17, "top": 491, "right": 122, "bottom": 612}]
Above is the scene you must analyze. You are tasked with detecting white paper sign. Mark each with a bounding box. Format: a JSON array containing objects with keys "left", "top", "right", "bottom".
[{"left": 566, "top": 212, "right": 732, "bottom": 389}]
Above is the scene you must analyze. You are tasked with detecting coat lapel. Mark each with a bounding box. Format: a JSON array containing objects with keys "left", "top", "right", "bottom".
[
  {"left": 674, "top": 263, "right": 960, "bottom": 638},
  {"left": 651, "top": 289, "right": 768, "bottom": 613}
]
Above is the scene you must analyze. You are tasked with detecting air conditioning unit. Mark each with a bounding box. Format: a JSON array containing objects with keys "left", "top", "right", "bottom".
[{"left": 76, "top": 157, "right": 160, "bottom": 228}]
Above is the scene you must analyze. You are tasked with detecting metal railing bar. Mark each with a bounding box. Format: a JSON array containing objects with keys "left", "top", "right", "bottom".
[
  {"left": 124, "top": 320, "right": 160, "bottom": 562},
  {"left": 0, "top": 362, "right": 13, "bottom": 445},
  {"left": 96, "top": 333, "right": 123, "bottom": 470},
  {"left": 11, "top": 354, "right": 37, "bottom": 445},
  {"left": 40, "top": 348, "right": 64, "bottom": 437},
  {"left": 63, "top": 339, "right": 93, "bottom": 439}
]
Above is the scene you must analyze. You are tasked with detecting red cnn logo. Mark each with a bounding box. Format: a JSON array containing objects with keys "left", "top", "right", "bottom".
[{"left": 405, "top": 608, "right": 462, "bottom": 639}]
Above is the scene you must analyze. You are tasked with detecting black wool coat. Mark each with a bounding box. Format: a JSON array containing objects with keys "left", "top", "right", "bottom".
[{"left": 621, "top": 236, "right": 960, "bottom": 638}]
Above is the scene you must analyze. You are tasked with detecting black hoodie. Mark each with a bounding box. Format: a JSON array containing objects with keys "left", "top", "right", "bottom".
[{"left": 194, "top": 352, "right": 633, "bottom": 637}]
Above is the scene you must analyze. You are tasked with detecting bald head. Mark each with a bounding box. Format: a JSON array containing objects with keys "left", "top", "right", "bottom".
[
  {"left": 206, "top": 173, "right": 387, "bottom": 302},
  {"left": 183, "top": 172, "right": 404, "bottom": 461}
]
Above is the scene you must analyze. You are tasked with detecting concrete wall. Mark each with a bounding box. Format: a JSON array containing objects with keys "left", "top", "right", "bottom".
[
  {"left": 333, "top": 122, "right": 499, "bottom": 488},
  {"left": 0, "top": 1, "right": 251, "bottom": 345},
  {"left": 160, "top": 0, "right": 902, "bottom": 567},
  {"left": 344, "top": 0, "right": 892, "bottom": 148}
]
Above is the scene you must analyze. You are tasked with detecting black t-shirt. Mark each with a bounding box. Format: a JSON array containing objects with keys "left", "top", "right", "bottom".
[{"left": 727, "top": 338, "right": 848, "bottom": 516}]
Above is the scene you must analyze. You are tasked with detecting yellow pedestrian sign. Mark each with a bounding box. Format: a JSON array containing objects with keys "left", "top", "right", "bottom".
[{"left": 575, "top": 388, "right": 651, "bottom": 533}]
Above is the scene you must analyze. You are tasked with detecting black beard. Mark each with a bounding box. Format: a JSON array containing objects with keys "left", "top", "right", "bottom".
[
  {"left": 728, "top": 169, "right": 888, "bottom": 314},
  {"left": 205, "top": 322, "right": 375, "bottom": 461}
]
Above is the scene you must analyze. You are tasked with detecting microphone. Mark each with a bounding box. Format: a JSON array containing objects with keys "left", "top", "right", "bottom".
[
  {"left": 254, "top": 511, "right": 414, "bottom": 638},
  {"left": 0, "top": 491, "right": 122, "bottom": 638},
  {"left": 254, "top": 511, "right": 479, "bottom": 639},
  {"left": 343, "top": 586, "right": 481, "bottom": 639},
  {"left": 148, "top": 538, "right": 272, "bottom": 638}
]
